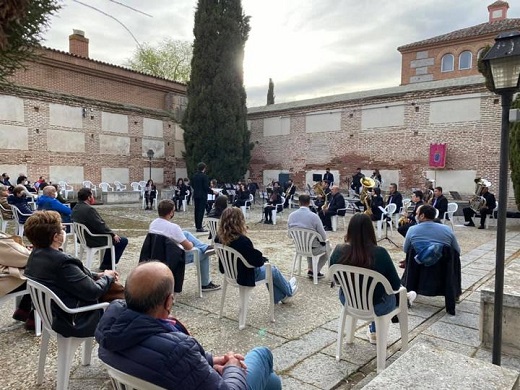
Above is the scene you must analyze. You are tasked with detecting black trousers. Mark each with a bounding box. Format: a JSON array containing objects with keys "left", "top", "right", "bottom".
[
  {"left": 463, "top": 207, "right": 491, "bottom": 227},
  {"left": 194, "top": 198, "right": 206, "bottom": 229}
]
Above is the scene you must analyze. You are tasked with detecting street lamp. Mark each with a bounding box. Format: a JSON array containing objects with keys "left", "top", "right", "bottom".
[
  {"left": 482, "top": 31, "right": 520, "bottom": 366},
  {"left": 146, "top": 149, "right": 155, "bottom": 180}
]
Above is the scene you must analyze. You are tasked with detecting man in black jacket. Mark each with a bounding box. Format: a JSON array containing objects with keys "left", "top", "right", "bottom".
[
  {"left": 386, "top": 183, "right": 403, "bottom": 214},
  {"left": 319, "top": 185, "right": 346, "bottom": 231},
  {"left": 463, "top": 186, "right": 496, "bottom": 229},
  {"left": 191, "top": 162, "right": 214, "bottom": 232},
  {"left": 432, "top": 186, "right": 448, "bottom": 220},
  {"left": 72, "top": 188, "right": 128, "bottom": 270}
]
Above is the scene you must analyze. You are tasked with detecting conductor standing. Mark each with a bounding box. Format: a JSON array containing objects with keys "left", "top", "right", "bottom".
[{"left": 192, "top": 162, "right": 213, "bottom": 232}]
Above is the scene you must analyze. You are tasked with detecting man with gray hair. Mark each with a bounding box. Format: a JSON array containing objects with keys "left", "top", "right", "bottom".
[
  {"left": 287, "top": 194, "right": 330, "bottom": 279},
  {"left": 36, "top": 185, "right": 72, "bottom": 223},
  {"left": 318, "top": 185, "right": 346, "bottom": 231},
  {"left": 96, "top": 261, "right": 281, "bottom": 389}
]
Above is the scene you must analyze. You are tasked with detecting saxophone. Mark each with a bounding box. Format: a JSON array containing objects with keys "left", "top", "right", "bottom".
[{"left": 398, "top": 199, "right": 413, "bottom": 226}]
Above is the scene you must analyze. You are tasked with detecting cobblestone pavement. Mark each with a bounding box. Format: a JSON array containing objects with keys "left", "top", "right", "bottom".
[{"left": 1, "top": 203, "right": 519, "bottom": 389}]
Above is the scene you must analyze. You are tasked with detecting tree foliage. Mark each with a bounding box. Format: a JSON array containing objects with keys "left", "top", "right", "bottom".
[
  {"left": 126, "top": 38, "right": 192, "bottom": 83},
  {"left": 267, "top": 78, "right": 274, "bottom": 105},
  {"left": 182, "top": 0, "right": 251, "bottom": 183},
  {"left": 0, "top": 0, "right": 60, "bottom": 84},
  {"left": 511, "top": 95, "right": 520, "bottom": 210}
]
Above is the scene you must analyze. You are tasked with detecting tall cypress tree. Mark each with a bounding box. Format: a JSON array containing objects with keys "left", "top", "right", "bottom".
[
  {"left": 267, "top": 78, "right": 275, "bottom": 105},
  {"left": 182, "top": 0, "right": 251, "bottom": 183}
]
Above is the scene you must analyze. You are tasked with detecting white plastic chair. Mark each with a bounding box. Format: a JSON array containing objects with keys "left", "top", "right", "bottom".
[
  {"left": 138, "top": 181, "right": 147, "bottom": 198},
  {"left": 0, "top": 204, "right": 12, "bottom": 232},
  {"left": 288, "top": 228, "right": 328, "bottom": 285},
  {"left": 103, "top": 363, "right": 166, "bottom": 390},
  {"left": 0, "top": 278, "right": 42, "bottom": 336},
  {"left": 23, "top": 189, "right": 38, "bottom": 210},
  {"left": 486, "top": 201, "right": 499, "bottom": 228},
  {"left": 442, "top": 202, "right": 458, "bottom": 230},
  {"left": 11, "top": 205, "right": 32, "bottom": 236},
  {"left": 182, "top": 190, "right": 190, "bottom": 212},
  {"left": 331, "top": 208, "right": 348, "bottom": 232},
  {"left": 58, "top": 181, "right": 74, "bottom": 199},
  {"left": 27, "top": 278, "right": 109, "bottom": 390},
  {"left": 130, "top": 182, "right": 141, "bottom": 192},
  {"left": 376, "top": 203, "right": 397, "bottom": 239},
  {"left": 215, "top": 244, "right": 275, "bottom": 330},
  {"left": 73, "top": 223, "right": 116, "bottom": 270},
  {"left": 328, "top": 264, "right": 409, "bottom": 373},
  {"left": 205, "top": 217, "right": 220, "bottom": 244},
  {"left": 61, "top": 222, "right": 78, "bottom": 257},
  {"left": 82, "top": 181, "right": 97, "bottom": 197},
  {"left": 114, "top": 181, "right": 127, "bottom": 191},
  {"left": 240, "top": 194, "right": 255, "bottom": 219},
  {"left": 271, "top": 197, "right": 285, "bottom": 225},
  {"left": 99, "top": 182, "right": 114, "bottom": 192}
]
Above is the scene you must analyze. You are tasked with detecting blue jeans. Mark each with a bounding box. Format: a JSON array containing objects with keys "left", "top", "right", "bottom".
[
  {"left": 101, "top": 236, "right": 128, "bottom": 270},
  {"left": 254, "top": 266, "right": 292, "bottom": 304},
  {"left": 244, "top": 347, "right": 281, "bottom": 390},
  {"left": 183, "top": 231, "right": 211, "bottom": 286},
  {"left": 339, "top": 289, "right": 396, "bottom": 332}
]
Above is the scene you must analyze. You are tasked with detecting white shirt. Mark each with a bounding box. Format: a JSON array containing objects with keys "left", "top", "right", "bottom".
[{"left": 149, "top": 218, "right": 185, "bottom": 249}]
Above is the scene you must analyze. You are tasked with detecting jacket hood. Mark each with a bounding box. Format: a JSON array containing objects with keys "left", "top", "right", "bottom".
[{"left": 95, "top": 300, "right": 171, "bottom": 352}]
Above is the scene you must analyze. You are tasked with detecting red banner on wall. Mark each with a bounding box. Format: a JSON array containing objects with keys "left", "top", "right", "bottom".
[{"left": 429, "top": 143, "right": 447, "bottom": 168}]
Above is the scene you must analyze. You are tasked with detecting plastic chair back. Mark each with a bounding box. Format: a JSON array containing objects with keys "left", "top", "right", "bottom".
[
  {"left": 288, "top": 228, "right": 322, "bottom": 257},
  {"left": 104, "top": 363, "right": 166, "bottom": 390},
  {"left": 99, "top": 182, "right": 113, "bottom": 192},
  {"left": 130, "top": 182, "right": 141, "bottom": 191},
  {"left": 205, "top": 218, "right": 219, "bottom": 243}
]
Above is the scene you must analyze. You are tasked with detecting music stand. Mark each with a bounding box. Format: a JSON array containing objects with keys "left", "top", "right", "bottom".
[{"left": 377, "top": 217, "right": 399, "bottom": 248}]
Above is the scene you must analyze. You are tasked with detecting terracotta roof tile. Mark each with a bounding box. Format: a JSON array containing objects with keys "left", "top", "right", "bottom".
[{"left": 398, "top": 18, "right": 520, "bottom": 51}]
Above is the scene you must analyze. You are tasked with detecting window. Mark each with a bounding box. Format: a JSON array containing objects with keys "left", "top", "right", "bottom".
[
  {"left": 441, "top": 54, "right": 454, "bottom": 72},
  {"left": 459, "top": 51, "right": 472, "bottom": 70}
]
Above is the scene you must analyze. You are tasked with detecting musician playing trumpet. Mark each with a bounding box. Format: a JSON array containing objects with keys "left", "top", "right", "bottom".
[
  {"left": 397, "top": 190, "right": 424, "bottom": 238},
  {"left": 463, "top": 181, "right": 496, "bottom": 229}
]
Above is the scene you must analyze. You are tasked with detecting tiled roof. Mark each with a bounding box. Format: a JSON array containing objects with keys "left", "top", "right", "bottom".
[
  {"left": 489, "top": 1, "right": 509, "bottom": 7},
  {"left": 398, "top": 18, "right": 520, "bottom": 51},
  {"left": 247, "top": 75, "right": 485, "bottom": 114},
  {"left": 39, "top": 45, "right": 187, "bottom": 86}
]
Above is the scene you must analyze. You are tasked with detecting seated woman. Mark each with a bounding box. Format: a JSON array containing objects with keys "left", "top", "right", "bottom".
[
  {"left": 207, "top": 195, "right": 228, "bottom": 219},
  {"left": 329, "top": 213, "right": 415, "bottom": 344},
  {"left": 263, "top": 186, "right": 282, "bottom": 224},
  {"left": 144, "top": 179, "right": 157, "bottom": 210},
  {"left": 173, "top": 178, "right": 188, "bottom": 212},
  {"left": 233, "top": 183, "right": 250, "bottom": 207},
  {"left": 216, "top": 207, "right": 297, "bottom": 304},
  {"left": 24, "top": 211, "right": 118, "bottom": 337},
  {"left": 8, "top": 185, "right": 34, "bottom": 222},
  {"left": 370, "top": 187, "right": 385, "bottom": 221}
]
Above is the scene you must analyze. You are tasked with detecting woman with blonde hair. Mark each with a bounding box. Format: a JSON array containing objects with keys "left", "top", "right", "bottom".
[{"left": 216, "top": 207, "right": 297, "bottom": 304}]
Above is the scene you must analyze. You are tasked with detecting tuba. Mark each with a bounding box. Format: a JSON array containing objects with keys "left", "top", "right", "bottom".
[
  {"left": 423, "top": 178, "right": 435, "bottom": 205},
  {"left": 360, "top": 177, "right": 376, "bottom": 216},
  {"left": 470, "top": 178, "right": 491, "bottom": 212}
]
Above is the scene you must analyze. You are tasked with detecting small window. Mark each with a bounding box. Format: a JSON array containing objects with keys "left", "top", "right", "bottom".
[
  {"left": 441, "top": 54, "right": 454, "bottom": 72},
  {"left": 459, "top": 51, "right": 472, "bottom": 70}
]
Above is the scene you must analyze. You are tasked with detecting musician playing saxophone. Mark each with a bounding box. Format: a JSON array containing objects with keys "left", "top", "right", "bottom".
[
  {"left": 314, "top": 180, "right": 331, "bottom": 212},
  {"left": 397, "top": 190, "right": 424, "bottom": 238},
  {"left": 463, "top": 185, "right": 496, "bottom": 229},
  {"left": 370, "top": 188, "right": 385, "bottom": 221},
  {"left": 283, "top": 179, "right": 296, "bottom": 208},
  {"left": 318, "top": 185, "right": 346, "bottom": 231}
]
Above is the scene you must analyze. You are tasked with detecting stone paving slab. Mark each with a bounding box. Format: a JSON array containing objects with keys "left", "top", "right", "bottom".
[
  {"left": 411, "top": 334, "right": 478, "bottom": 357},
  {"left": 423, "top": 321, "right": 481, "bottom": 348}
]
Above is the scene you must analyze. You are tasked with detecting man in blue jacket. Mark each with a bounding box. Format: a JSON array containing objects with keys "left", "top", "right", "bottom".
[
  {"left": 96, "top": 261, "right": 281, "bottom": 390},
  {"left": 36, "top": 185, "right": 72, "bottom": 223}
]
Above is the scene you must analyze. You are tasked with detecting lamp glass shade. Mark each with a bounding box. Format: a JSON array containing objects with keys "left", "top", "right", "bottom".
[
  {"left": 489, "top": 56, "right": 520, "bottom": 90},
  {"left": 146, "top": 149, "right": 155, "bottom": 159}
]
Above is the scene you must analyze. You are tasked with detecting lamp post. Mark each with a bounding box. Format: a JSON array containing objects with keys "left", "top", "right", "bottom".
[
  {"left": 482, "top": 31, "right": 520, "bottom": 366},
  {"left": 146, "top": 149, "right": 155, "bottom": 181}
]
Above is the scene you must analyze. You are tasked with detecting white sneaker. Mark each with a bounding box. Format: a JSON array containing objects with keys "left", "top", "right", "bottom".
[
  {"left": 366, "top": 327, "right": 377, "bottom": 345},
  {"left": 407, "top": 291, "right": 417, "bottom": 307},
  {"left": 281, "top": 277, "right": 298, "bottom": 304}
]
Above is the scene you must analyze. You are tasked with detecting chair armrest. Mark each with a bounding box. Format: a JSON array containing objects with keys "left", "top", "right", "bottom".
[
  {"left": 55, "top": 300, "right": 109, "bottom": 314},
  {"left": 378, "top": 206, "right": 386, "bottom": 213}
]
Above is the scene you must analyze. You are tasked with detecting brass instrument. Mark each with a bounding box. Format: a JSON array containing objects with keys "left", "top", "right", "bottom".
[
  {"left": 423, "top": 178, "right": 435, "bottom": 205},
  {"left": 470, "top": 178, "right": 491, "bottom": 212},
  {"left": 284, "top": 183, "right": 294, "bottom": 199},
  {"left": 313, "top": 182, "right": 330, "bottom": 210},
  {"left": 398, "top": 199, "right": 413, "bottom": 226},
  {"left": 360, "top": 177, "right": 376, "bottom": 216}
]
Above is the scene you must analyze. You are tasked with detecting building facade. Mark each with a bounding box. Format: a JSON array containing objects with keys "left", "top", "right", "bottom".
[
  {"left": 0, "top": 30, "right": 188, "bottom": 188},
  {"left": 246, "top": 1, "right": 518, "bottom": 205}
]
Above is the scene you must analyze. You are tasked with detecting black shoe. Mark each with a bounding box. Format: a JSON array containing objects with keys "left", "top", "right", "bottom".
[
  {"left": 204, "top": 245, "right": 214, "bottom": 253},
  {"left": 464, "top": 222, "right": 475, "bottom": 227},
  {"left": 307, "top": 270, "right": 324, "bottom": 279},
  {"left": 478, "top": 225, "right": 485, "bottom": 229},
  {"left": 201, "top": 282, "right": 221, "bottom": 291},
  {"left": 324, "top": 226, "right": 332, "bottom": 231},
  {"left": 196, "top": 228, "right": 208, "bottom": 233}
]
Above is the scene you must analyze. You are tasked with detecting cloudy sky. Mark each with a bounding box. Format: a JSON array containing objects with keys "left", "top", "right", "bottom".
[{"left": 43, "top": 0, "right": 520, "bottom": 107}]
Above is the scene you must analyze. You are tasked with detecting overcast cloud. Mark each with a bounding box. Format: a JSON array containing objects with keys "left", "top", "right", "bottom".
[{"left": 43, "top": 0, "right": 520, "bottom": 107}]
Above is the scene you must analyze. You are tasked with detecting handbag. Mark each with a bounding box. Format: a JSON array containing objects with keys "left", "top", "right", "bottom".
[{"left": 100, "top": 280, "right": 125, "bottom": 302}]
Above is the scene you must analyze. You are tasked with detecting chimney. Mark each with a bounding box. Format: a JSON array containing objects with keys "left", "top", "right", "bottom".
[
  {"left": 69, "top": 29, "right": 89, "bottom": 57},
  {"left": 488, "top": 1, "right": 509, "bottom": 23}
]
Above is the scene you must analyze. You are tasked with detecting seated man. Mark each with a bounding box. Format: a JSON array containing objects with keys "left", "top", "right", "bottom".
[
  {"left": 0, "top": 184, "right": 13, "bottom": 220},
  {"left": 72, "top": 188, "right": 128, "bottom": 270},
  {"left": 287, "top": 194, "right": 330, "bottom": 279},
  {"left": 318, "top": 185, "right": 346, "bottom": 231},
  {"left": 397, "top": 190, "right": 424, "bottom": 238},
  {"left": 36, "top": 185, "right": 72, "bottom": 223},
  {"left": 463, "top": 185, "right": 496, "bottom": 229},
  {"left": 150, "top": 199, "right": 220, "bottom": 292},
  {"left": 404, "top": 205, "right": 460, "bottom": 266},
  {"left": 96, "top": 261, "right": 281, "bottom": 389},
  {"left": 431, "top": 186, "right": 448, "bottom": 220},
  {"left": 386, "top": 183, "right": 403, "bottom": 214}
]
